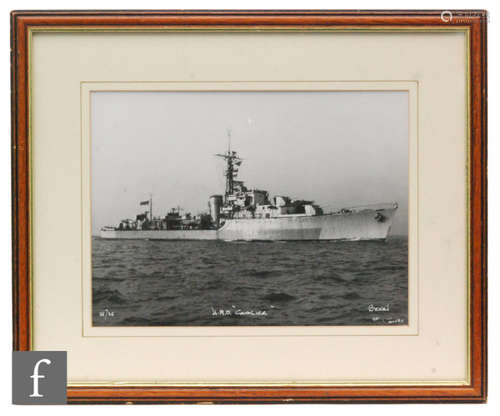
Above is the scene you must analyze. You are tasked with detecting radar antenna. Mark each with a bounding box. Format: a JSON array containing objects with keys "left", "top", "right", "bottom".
[{"left": 215, "top": 129, "right": 243, "bottom": 201}]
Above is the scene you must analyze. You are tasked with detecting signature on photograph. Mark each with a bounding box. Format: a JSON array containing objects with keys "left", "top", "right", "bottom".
[
  {"left": 371, "top": 317, "right": 405, "bottom": 325},
  {"left": 210, "top": 306, "right": 269, "bottom": 317},
  {"left": 99, "top": 308, "right": 115, "bottom": 320},
  {"left": 368, "top": 303, "right": 404, "bottom": 324},
  {"left": 368, "top": 303, "right": 390, "bottom": 312}
]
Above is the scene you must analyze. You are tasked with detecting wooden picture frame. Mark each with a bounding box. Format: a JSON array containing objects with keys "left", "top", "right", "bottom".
[{"left": 11, "top": 10, "right": 487, "bottom": 404}]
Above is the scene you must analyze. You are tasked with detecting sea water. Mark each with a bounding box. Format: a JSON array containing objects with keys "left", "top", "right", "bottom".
[{"left": 92, "top": 236, "right": 408, "bottom": 326}]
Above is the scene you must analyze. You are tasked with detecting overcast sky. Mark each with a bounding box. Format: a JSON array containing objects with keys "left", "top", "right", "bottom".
[{"left": 91, "top": 91, "right": 408, "bottom": 235}]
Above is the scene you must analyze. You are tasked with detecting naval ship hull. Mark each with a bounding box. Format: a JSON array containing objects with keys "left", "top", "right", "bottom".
[{"left": 100, "top": 204, "right": 397, "bottom": 241}]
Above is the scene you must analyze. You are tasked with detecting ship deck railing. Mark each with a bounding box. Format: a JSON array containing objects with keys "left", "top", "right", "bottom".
[{"left": 324, "top": 202, "right": 398, "bottom": 214}]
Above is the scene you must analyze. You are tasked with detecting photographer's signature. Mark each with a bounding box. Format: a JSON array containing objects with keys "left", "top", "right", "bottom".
[
  {"left": 371, "top": 317, "right": 405, "bottom": 325},
  {"left": 368, "top": 303, "right": 404, "bottom": 324},
  {"left": 368, "top": 303, "right": 390, "bottom": 312}
]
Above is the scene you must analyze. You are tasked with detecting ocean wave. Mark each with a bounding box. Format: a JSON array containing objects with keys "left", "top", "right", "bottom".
[
  {"left": 93, "top": 288, "right": 128, "bottom": 305},
  {"left": 341, "top": 291, "right": 362, "bottom": 300},
  {"left": 243, "top": 269, "right": 277, "bottom": 278},
  {"left": 115, "top": 316, "right": 152, "bottom": 325},
  {"left": 262, "top": 292, "right": 296, "bottom": 302}
]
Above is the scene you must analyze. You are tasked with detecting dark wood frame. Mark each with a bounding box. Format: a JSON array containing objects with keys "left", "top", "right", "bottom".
[{"left": 11, "top": 10, "right": 487, "bottom": 404}]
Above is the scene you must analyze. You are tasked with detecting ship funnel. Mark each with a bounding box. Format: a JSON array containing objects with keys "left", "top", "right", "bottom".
[{"left": 209, "top": 195, "right": 223, "bottom": 225}]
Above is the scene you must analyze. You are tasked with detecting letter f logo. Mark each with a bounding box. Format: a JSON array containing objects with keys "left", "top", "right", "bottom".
[{"left": 29, "top": 358, "right": 51, "bottom": 398}]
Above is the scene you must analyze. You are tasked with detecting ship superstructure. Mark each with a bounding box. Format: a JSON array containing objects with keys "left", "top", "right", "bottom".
[
  {"left": 211, "top": 144, "right": 324, "bottom": 224},
  {"left": 100, "top": 140, "right": 398, "bottom": 241}
]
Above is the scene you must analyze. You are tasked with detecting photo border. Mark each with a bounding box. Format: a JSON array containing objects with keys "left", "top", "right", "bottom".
[{"left": 82, "top": 81, "right": 417, "bottom": 338}]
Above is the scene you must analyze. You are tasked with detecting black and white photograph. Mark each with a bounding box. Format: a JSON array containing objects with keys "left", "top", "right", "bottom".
[{"left": 91, "top": 90, "right": 408, "bottom": 327}]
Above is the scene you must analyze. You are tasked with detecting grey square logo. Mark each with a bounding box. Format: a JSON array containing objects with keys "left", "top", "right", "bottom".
[{"left": 13, "top": 351, "right": 67, "bottom": 405}]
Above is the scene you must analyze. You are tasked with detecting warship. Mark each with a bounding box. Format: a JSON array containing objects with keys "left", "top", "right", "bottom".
[{"left": 100, "top": 143, "right": 398, "bottom": 241}]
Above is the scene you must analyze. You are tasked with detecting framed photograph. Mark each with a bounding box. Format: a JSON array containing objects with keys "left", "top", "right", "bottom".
[{"left": 11, "top": 10, "right": 487, "bottom": 403}]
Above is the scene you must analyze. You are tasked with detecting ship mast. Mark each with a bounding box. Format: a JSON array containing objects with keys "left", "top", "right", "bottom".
[
  {"left": 215, "top": 129, "right": 242, "bottom": 202},
  {"left": 150, "top": 193, "right": 153, "bottom": 221}
]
